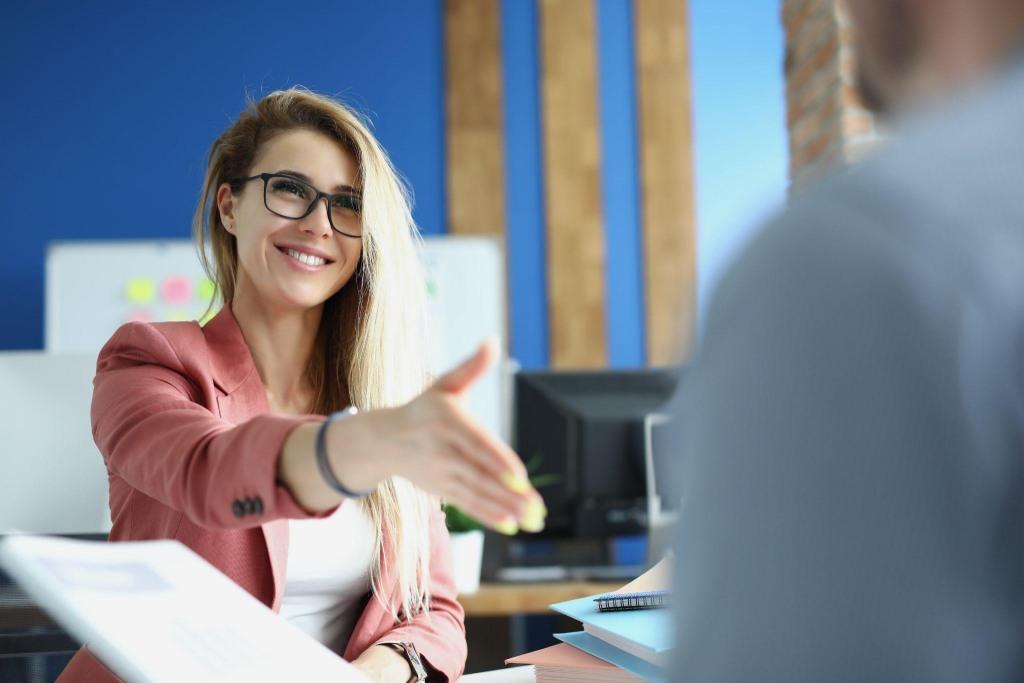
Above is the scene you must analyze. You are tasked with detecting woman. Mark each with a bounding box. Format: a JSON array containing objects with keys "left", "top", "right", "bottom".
[{"left": 58, "top": 87, "right": 545, "bottom": 682}]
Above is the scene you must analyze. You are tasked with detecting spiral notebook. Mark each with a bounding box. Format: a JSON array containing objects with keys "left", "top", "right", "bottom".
[{"left": 594, "top": 589, "right": 670, "bottom": 612}]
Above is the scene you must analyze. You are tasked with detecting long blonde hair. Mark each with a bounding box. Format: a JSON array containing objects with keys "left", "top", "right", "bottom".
[{"left": 192, "top": 87, "right": 435, "bottom": 621}]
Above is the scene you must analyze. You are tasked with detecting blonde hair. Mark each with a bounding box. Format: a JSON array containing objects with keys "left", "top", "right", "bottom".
[{"left": 192, "top": 87, "right": 435, "bottom": 621}]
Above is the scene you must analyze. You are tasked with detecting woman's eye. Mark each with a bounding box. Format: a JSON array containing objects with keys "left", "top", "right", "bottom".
[
  {"left": 273, "top": 180, "right": 308, "bottom": 198},
  {"left": 332, "top": 195, "right": 362, "bottom": 215}
]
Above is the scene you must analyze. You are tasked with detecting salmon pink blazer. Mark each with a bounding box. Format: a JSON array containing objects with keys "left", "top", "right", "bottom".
[{"left": 57, "top": 306, "right": 466, "bottom": 682}]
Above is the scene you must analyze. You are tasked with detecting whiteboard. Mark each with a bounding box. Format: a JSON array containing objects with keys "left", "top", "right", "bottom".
[{"left": 46, "top": 236, "right": 509, "bottom": 439}]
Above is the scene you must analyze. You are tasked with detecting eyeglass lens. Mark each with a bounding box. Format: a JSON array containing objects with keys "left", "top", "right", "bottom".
[{"left": 264, "top": 175, "right": 362, "bottom": 236}]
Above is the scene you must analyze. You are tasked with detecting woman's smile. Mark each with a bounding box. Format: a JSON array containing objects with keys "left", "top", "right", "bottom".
[{"left": 274, "top": 242, "right": 335, "bottom": 272}]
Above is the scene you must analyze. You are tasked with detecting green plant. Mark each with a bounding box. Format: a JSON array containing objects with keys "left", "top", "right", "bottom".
[
  {"left": 443, "top": 452, "right": 560, "bottom": 532},
  {"left": 443, "top": 503, "right": 485, "bottom": 533}
]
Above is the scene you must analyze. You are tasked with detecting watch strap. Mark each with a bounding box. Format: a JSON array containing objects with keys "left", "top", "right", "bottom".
[{"left": 390, "top": 641, "right": 428, "bottom": 682}]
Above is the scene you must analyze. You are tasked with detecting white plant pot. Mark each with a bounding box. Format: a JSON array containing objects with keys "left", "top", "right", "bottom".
[{"left": 449, "top": 529, "right": 485, "bottom": 595}]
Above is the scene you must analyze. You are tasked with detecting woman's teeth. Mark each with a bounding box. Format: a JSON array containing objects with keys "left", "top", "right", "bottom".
[{"left": 285, "top": 248, "right": 326, "bottom": 267}]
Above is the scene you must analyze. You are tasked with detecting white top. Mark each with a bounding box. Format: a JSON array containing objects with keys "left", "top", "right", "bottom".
[{"left": 279, "top": 499, "right": 377, "bottom": 655}]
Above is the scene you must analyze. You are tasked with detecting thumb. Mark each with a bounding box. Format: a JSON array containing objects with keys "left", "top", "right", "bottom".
[{"left": 433, "top": 338, "right": 498, "bottom": 396}]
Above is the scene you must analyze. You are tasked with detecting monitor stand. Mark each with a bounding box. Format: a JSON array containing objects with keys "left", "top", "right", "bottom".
[
  {"left": 485, "top": 537, "right": 645, "bottom": 584},
  {"left": 492, "top": 563, "right": 644, "bottom": 583}
]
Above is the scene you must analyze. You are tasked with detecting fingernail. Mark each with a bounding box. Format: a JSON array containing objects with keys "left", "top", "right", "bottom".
[
  {"left": 494, "top": 518, "right": 519, "bottom": 535},
  {"left": 519, "top": 500, "right": 546, "bottom": 533},
  {"left": 501, "top": 471, "right": 530, "bottom": 494}
]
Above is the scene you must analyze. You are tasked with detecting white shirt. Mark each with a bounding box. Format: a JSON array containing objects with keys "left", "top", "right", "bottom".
[{"left": 279, "top": 499, "right": 377, "bottom": 655}]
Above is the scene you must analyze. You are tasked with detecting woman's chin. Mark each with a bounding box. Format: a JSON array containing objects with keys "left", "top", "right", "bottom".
[{"left": 270, "top": 288, "right": 332, "bottom": 312}]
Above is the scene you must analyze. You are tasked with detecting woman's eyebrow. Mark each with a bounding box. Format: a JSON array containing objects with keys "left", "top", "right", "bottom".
[{"left": 275, "top": 168, "right": 359, "bottom": 195}]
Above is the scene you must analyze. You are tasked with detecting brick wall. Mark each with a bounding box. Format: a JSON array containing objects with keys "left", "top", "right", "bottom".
[{"left": 783, "top": 0, "right": 878, "bottom": 187}]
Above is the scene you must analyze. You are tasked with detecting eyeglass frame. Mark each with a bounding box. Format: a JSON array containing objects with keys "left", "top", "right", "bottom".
[{"left": 227, "top": 172, "right": 364, "bottom": 239}]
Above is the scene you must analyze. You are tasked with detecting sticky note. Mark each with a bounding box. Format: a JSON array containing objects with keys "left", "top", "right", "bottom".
[
  {"left": 165, "top": 309, "right": 190, "bottom": 322},
  {"left": 125, "top": 278, "right": 156, "bottom": 304},
  {"left": 162, "top": 276, "right": 192, "bottom": 306},
  {"left": 196, "top": 277, "right": 216, "bottom": 302},
  {"left": 198, "top": 306, "right": 218, "bottom": 325},
  {"left": 125, "top": 309, "right": 153, "bottom": 323}
]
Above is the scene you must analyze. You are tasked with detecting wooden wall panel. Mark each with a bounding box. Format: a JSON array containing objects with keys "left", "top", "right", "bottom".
[
  {"left": 634, "top": 0, "right": 696, "bottom": 364},
  {"left": 539, "top": 0, "right": 607, "bottom": 369},
  {"left": 445, "top": 0, "right": 506, "bottom": 236}
]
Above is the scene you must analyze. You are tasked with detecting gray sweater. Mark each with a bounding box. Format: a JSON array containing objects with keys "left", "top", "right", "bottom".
[{"left": 673, "top": 56, "right": 1024, "bottom": 682}]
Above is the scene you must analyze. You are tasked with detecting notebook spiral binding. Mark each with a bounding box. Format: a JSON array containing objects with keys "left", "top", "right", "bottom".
[{"left": 593, "top": 589, "right": 670, "bottom": 612}]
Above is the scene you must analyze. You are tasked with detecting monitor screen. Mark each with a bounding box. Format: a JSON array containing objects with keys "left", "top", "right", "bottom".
[{"left": 512, "top": 368, "right": 681, "bottom": 539}]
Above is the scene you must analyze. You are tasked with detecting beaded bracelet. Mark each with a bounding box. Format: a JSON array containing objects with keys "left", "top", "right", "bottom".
[{"left": 315, "top": 407, "right": 374, "bottom": 498}]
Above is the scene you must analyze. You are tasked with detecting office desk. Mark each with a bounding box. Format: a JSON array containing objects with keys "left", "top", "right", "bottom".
[
  {"left": 462, "top": 665, "right": 534, "bottom": 682},
  {"left": 458, "top": 582, "right": 621, "bottom": 616}
]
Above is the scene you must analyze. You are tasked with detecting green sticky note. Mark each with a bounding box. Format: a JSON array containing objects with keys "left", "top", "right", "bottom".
[
  {"left": 126, "top": 278, "right": 156, "bottom": 304},
  {"left": 198, "top": 306, "right": 219, "bottom": 325},
  {"left": 196, "top": 277, "right": 216, "bottom": 302}
]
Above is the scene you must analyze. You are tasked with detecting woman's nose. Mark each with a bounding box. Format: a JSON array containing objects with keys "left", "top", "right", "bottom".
[{"left": 302, "top": 197, "right": 334, "bottom": 238}]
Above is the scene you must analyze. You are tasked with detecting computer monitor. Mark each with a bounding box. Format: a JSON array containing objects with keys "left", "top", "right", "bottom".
[
  {"left": 512, "top": 368, "right": 681, "bottom": 540},
  {"left": 0, "top": 352, "right": 111, "bottom": 534}
]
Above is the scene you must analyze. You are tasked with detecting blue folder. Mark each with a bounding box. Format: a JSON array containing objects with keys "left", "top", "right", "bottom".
[
  {"left": 554, "top": 631, "right": 666, "bottom": 681},
  {"left": 549, "top": 594, "right": 674, "bottom": 653}
]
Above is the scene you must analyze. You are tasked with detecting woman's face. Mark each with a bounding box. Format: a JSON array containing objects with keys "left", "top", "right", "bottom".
[{"left": 217, "top": 128, "right": 363, "bottom": 312}]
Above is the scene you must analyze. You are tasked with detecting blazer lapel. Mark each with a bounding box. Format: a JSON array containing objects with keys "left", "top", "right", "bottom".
[{"left": 202, "top": 305, "right": 290, "bottom": 611}]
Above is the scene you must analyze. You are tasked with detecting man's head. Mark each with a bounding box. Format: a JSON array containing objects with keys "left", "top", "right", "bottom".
[{"left": 847, "top": 0, "right": 1024, "bottom": 114}]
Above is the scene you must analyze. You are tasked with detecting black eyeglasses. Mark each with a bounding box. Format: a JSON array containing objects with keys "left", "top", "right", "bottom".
[{"left": 228, "top": 172, "right": 363, "bottom": 238}]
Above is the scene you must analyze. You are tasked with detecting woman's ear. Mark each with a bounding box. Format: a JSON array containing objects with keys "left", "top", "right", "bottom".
[{"left": 216, "top": 183, "right": 237, "bottom": 235}]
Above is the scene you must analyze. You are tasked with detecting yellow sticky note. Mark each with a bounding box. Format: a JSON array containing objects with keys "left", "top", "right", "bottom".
[
  {"left": 196, "top": 277, "right": 216, "bottom": 302},
  {"left": 198, "top": 306, "right": 219, "bottom": 325},
  {"left": 125, "top": 278, "right": 156, "bottom": 304}
]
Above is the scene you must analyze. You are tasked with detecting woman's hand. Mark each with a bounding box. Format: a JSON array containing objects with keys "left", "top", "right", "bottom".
[
  {"left": 329, "top": 339, "right": 546, "bottom": 534},
  {"left": 350, "top": 644, "right": 411, "bottom": 683}
]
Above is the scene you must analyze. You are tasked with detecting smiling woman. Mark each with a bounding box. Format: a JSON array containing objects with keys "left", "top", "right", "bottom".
[
  {"left": 56, "top": 88, "right": 546, "bottom": 683},
  {"left": 215, "top": 128, "right": 366, "bottom": 315}
]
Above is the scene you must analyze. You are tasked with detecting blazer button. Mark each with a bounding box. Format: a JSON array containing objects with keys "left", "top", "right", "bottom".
[
  {"left": 253, "top": 496, "right": 264, "bottom": 515},
  {"left": 232, "top": 500, "right": 245, "bottom": 518},
  {"left": 243, "top": 497, "right": 255, "bottom": 515}
]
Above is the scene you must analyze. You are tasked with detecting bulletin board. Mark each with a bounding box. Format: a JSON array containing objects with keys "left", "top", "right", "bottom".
[{"left": 45, "top": 236, "right": 509, "bottom": 438}]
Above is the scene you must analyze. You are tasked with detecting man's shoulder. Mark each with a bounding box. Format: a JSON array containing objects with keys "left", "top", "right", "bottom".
[{"left": 746, "top": 58, "right": 1024, "bottom": 311}]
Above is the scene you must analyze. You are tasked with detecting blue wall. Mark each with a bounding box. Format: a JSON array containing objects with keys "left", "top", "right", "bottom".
[
  {"left": 1, "top": 1, "right": 787, "bottom": 362},
  {"left": 1, "top": 0, "right": 445, "bottom": 350}
]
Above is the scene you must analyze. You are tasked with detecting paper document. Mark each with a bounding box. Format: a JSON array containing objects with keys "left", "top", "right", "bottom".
[
  {"left": 612, "top": 557, "right": 671, "bottom": 595},
  {"left": 0, "top": 534, "right": 371, "bottom": 683},
  {"left": 507, "top": 642, "right": 642, "bottom": 682}
]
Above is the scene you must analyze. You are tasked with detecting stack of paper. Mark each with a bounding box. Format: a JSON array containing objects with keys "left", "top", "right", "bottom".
[
  {"left": 505, "top": 559, "right": 673, "bottom": 682},
  {"left": 506, "top": 643, "right": 643, "bottom": 682}
]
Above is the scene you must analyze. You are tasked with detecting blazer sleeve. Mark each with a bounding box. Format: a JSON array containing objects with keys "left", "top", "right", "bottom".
[
  {"left": 372, "top": 506, "right": 467, "bottom": 682},
  {"left": 92, "top": 321, "right": 333, "bottom": 529}
]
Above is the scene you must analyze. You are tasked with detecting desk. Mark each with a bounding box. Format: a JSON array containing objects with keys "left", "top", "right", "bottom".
[
  {"left": 458, "top": 582, "right": 621, "bottom": 617},
  {"left": 462, "top": 665, "right": 534, "bottom": 682}
]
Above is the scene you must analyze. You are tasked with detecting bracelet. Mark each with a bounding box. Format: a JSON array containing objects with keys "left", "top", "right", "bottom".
[{"left": 315, "top": 407, "right": 374, "bottom": 498}]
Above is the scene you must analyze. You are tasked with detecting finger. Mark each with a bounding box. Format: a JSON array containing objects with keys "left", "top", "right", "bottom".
[
  {"left": 445, "top": 479, "right": 518, "bottom": 532},
  {"left": 441, "top": 429, "right": 546, "bottom": 533},
  {"left": 439, "top": 443, "right": 526, "bottom": 517},
  {"left": 431, "top": 338, "right": 498, "bottom": 396},
  {"left": 447, "top": 403, "right": 533, "bottom": 489}
]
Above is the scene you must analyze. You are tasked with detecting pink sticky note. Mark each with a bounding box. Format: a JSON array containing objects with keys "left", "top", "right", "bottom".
[
  {"left": 126, "top": 310, "right": 153, "bottom": 323},
  {"left": 162, "top": 276, "right": 193, "bottom": 305}
]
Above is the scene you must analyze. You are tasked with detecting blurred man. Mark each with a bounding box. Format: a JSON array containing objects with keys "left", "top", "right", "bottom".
[{"left": 673, "top": 1, "right": 1024, "bottom": 681}]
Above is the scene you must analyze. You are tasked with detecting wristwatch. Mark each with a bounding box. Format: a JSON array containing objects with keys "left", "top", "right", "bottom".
[{"left": 388, "top": 641, "right": 428, "bottom": 682}]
